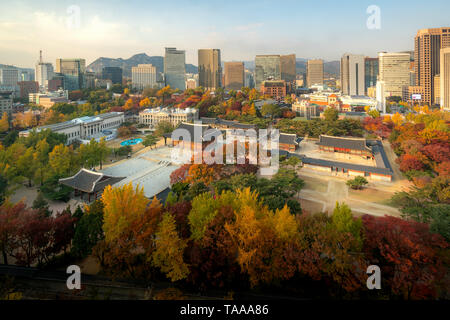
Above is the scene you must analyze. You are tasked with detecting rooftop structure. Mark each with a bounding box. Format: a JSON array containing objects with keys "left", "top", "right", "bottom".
[
  {"left": 317, "top": 135, "right": 373, "bottom": 158},
  {"left": 59, "top": 168, "right": 125, "bottom": 202},
  {"left": 139, "top": 107, "right": 198, "bottom": 128},
  {"left": 20, "top": 112, "right": 124, "bottom": 144}
]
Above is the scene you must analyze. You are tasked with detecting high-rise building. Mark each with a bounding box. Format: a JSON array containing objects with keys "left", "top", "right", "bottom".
[
  {"left": 255, "top": 55, "right": 281, "bottom": 88},
  {"left": 102, "top": 67, "right": 123, "bottom": 84},
  {"left": 224, "top": 62, "right": 244, "bottom": 91},
  {"left": 306, "top": 59, "right": 324, "bottom": 87},
  {"left": 35, "top": 51, "right": 54, "bottom": 90},
  {"left": 340, "top": 53, "right": 365, "bottom": 96},
  {"left": 164, "top": 47, "right": 186, "bottom": 91},
  {"left": 441, "top": 48, "right": 450, "bottom": 111},
  {"left": 413, "top": 28, "right": 450, "bottom": 105},
  {"left": 56, "top": 58, "right": 86, "bottom": 90},
  {"left": 131, "top": 64, "right": 157, "bottom": 90},
  {"left": 280, "top": 54, "right": 296, "bottom": 83},
  {"left": 198, "top": 49, "right": 222, "bottom": 90},
  {"left": 0, "top": 68, "right": 19, "bottom": 87},
  {"left": 84, "top": 72, "right": 96, "bottom": 89},
  {"left": 18, "top": 81, "right": 39, "bottom": 100},
  {"left": 378, "top": 52, "right": 411, "bottom": 98},
  {"left": 365, "top": 57, "right": 379, "bottom": 94},
  {"left": 0, "top": 91, "right": 13, "bottom": 115},
  {"left": 245, "top": 70, "right": 255, "bottom": 88}
]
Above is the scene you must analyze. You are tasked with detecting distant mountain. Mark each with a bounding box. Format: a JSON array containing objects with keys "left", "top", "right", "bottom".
[
  {"left": 87, "top": 53, "right": 198, "bottom": 77},
  {"left": 0, "top": 64, "right": 34, "bottom": 73},
  {"left": 324, "top": 61, "right": 340, "bottom": 76},
  {"left": 238, "top": 58, "right": 339, "bottom": 77},
  {"left": 296, "top": 59, "right": 340, "bottom": 77}
]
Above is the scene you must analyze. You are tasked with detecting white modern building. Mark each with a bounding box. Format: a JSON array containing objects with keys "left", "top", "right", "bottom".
[
  {"left": 340, "top": 53, "right": 365, "bottom": 96},
  {"left": 20, "top": 112, "right": 124, "bottom": 144},
  {"left": 378, "top": 52, "right": 411, "bottom": 98},
  {"left": 376, "top": 80, "right": 387, "bottom": 113},
  {"left": 139, "top": 107, "right": 198, "bottom": 128},
  {"left": 441, "top": 48, "right": 450, "bottom": 111},
  {"left": 132, "top": 64, "right": 157, "bottom": 90}
]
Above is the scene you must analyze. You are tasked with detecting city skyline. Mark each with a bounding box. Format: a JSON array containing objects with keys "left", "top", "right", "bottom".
[{"left": 1, "top": 0, "right": 450, "bottom": 68}]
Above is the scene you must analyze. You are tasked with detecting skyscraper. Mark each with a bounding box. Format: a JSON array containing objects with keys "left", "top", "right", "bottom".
[
  {"left": 413, "top": 28, "right": 450, "bottom": 105},
  {"left": 0, "top": 68, "right": 19, "bottom": 87},
  {"left": 35, "top": 51, "right": 54, "bottom": 91},
  {"left": 164, "top": 47, "right": 186, "bottom": 91},
  {"left": 255, "top": 55, "right": 281, "bottom": 88},
  {"left": 280, "top": 54, "right": 296, "bottom": 83},
  {"left": 102, "top": 67, "right": 123, "bottom": 84},
  {"left": 378, "top": 52, "right": 410, "bottom": 98},
  {"left": 198, "top": 49, "right": 222, "bottom": 91},
  {"left": 364, "top": 57, "right": 379, "bottom": 94},
  {"left": 441, "top": 47, "right": 450, "bottom": 111},
  {"left": 224, "top": 62, "right": 244, "bottom": 91},
  {"left": 340, "top": 53, "right": 365, "bottom": 96},
  {"left": 56, "top": 58, "right": 86, "bottom": 90},
  {"left": 132, "top": 64, "right": 157, "bottom": 90},
  {"left": 306, "top": 59, "right": 324, "bottom": 87}
]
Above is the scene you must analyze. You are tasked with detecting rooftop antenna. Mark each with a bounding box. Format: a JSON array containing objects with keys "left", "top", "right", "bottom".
[{"left": 39, "top": 50, "right": 43, "bottom": 63}]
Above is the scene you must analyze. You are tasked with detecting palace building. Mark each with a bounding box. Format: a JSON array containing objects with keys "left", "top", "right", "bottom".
[
  {"left": 317, "top": 135, "right": 373, "bottom": 159},
  {"left": 59, "top": 168, "right": 125, "bottom": 202}
]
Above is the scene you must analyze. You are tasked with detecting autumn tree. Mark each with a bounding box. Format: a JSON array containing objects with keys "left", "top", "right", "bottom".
[
  {"left": 96, "top": 183, "right": 163, "bottom": 279},
  {"left": 152, "top": 212, "right": 189, "bottom": 282},
  {"left": 0, "top": 112, "right": 9, "bottom": 133},
  {"left": 362, "top": 215, "right": 448, "bottom": 299}
]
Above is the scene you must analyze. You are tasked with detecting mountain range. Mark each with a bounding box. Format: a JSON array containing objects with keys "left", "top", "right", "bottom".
[
  {"left": 242, "top": 59, "right": 340, "bottom": 76},
  {"left": 87, "top": 53, "right": 340, "bottom": 78},
  {"left": 86, "top": 53, "right": 198, "bottom": 77}
]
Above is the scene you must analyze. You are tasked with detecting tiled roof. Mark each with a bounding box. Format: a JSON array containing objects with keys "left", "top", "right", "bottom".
[
  {"left": 279, "top": 133, "right": 300, "bottom": 145},
  {"left": 59, "top": 168, "right": 125, "bottom": 193},
  {"left": 317, "top": 135, "right": 371, "bottom": 152},
  {"left": 199, "top": 117, "right": 256, "bottom": 129},
  {"left": 301, "top": 157, "right": 392, "bottom": 175}
]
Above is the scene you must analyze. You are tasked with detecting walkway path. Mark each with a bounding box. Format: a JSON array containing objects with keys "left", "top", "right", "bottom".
[{"left": 298, "top": 178, "right": 401, "bottom": 217}]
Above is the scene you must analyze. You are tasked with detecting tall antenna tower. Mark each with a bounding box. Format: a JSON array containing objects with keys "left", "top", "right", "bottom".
[{"left": 39, "top": 50, "right": 43, "bottom": 64}]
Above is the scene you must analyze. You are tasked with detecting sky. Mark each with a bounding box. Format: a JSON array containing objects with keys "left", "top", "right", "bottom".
[{"left": 1, "top": 0, "right": 449, "bottom": 68}]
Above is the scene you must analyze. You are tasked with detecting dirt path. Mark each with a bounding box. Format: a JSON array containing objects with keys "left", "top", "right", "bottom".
[{"left": 298, "top": 178, "right": 401, "bottom": 217}]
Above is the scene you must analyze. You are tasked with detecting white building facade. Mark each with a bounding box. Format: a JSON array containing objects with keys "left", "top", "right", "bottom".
[
  {"left": 132, "top": 64, "right": 157, "bottom": 90},
  {"left": 139, "top": 107, "right": 199, "bottom": 128},
  {"left": 20, "top": 112, "right": 124, "bottom": 144}
]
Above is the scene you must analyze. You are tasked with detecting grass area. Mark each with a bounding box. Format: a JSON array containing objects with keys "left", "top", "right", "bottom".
[
  {"left": 348, "top": 187, "right": 396, "bottom": 206},
  {"left": 298, "top": 175, "right": 328, "bottom": 193}
]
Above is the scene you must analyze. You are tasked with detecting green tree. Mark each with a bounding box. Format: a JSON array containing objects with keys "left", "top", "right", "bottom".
[
  {"left": 346, "top": 176, "right": 368, "bottom": 190},
  {"left": 323, "top": 107, "right": 339, "bottom": 122},
  {"left": 329, "top": 202, "right": 363, "bottom": 248},
  {"left": 72, "top": 200, "right": 104, "bottom": 258},
  {"left": 16, "top": 147, "right": 36, "bottom": 187},
  {"left": 261, "top": 104, "right": 280, "bottom": 120},
  {"left": 143, "top": 134, "right": 158, "bottom": 149},
  {"left": 32, "top": 192, "right": 50, "bottom": 217}
]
